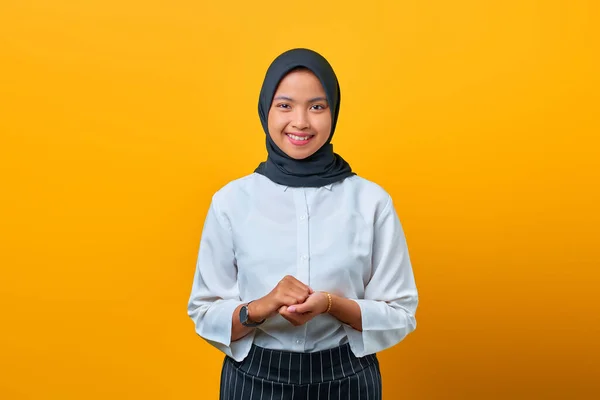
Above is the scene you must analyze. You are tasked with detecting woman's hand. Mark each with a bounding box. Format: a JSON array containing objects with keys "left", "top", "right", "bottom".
[
  {"left": 248, "top": 275, "right": 313, "bottom": 323},
  {"left": 278, "top": 292, "right": 329, "bottom": 326}
]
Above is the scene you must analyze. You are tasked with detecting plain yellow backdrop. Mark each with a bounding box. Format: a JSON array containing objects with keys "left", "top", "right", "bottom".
[{"left": 1, "top": 0, "right": 598, "bottom": 398}]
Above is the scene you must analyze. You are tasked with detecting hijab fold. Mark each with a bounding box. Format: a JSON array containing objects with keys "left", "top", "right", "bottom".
[{"left": 254, "top": 48, "right": 355, "bottom": 188}]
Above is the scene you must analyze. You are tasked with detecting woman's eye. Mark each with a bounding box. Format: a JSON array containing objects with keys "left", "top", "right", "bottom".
[
  {"left": 277, "top": 104, "right": 291, "bottom": 109},
  {"left": 311, "top": 104, "right": 326, "bottom": 110}
]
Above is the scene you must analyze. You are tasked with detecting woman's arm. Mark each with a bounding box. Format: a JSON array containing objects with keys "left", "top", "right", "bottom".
[
  {"left": 187, "top": 197, "right": 255, "bottom": 361},
  {"left": 342, "top": 195, "right": 418, "bottom": 356}
]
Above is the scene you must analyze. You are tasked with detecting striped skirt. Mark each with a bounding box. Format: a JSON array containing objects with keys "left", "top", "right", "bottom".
[{"left": 219, "top": 343, "right": 382, "bottom": 400}]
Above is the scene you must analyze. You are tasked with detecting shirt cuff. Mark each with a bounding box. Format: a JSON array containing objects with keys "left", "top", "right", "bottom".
[
  {"left": 344, "top": 298, "right": 414, "bottom": 357},
  {"left": 197, "top": 300, "right": 255, "bottom": 362}
]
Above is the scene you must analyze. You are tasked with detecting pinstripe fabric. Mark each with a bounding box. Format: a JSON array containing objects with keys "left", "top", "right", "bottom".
[{"left": 219, "top": 344, "right": 382, "bottom": 400}]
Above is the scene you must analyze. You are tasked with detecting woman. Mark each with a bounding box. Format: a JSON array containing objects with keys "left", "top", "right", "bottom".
[{"left": 187, "top": 48, "right": 418, "bottom": 399}]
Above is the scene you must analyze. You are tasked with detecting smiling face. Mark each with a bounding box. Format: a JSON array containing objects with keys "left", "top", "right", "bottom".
[{"left": 267, "top": 68, "right": 332, "bottom": 160}]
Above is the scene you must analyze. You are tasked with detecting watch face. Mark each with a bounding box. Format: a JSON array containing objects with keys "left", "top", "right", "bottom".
[
  {"left": 240, "top": 305, "right": 249, "bottom": 323},
  {"left": 240, "top": 303, "right": 262, "bottom": 327}
]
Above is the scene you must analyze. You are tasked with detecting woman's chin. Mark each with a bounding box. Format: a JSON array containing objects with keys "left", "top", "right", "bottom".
[{"left": 283, "top": 145, "right": 318, "bottom": 160}]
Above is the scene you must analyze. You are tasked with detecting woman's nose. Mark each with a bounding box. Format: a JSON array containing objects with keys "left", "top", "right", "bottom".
[{"left": 292, "top": 110, "right": 310, "bottom": 130}]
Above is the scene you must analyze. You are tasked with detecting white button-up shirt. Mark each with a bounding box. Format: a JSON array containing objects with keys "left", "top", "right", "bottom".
[{"left": 187, "top": 173, "right": 418, "bottom": 362}]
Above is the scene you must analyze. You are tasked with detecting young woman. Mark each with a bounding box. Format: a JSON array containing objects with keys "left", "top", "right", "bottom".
[{"left": 187, "top": 48, "right": 418, "bottom": 399}]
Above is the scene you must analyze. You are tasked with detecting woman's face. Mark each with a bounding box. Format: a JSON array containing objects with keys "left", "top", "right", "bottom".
[{"left": 267, "top": 69, "right": 332, "bottom": 160}]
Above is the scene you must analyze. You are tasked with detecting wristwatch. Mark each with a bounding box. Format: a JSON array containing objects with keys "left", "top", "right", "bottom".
[{"left": 239, "top": 301, "right": 265, "bottom": 327}]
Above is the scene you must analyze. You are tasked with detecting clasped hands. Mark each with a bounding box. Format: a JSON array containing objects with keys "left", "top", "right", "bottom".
[{"left": 248, "top": 275, "right": 329, "bottom": 327}]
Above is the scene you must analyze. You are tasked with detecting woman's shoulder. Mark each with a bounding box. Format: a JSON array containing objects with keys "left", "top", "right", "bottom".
[
  {"left": 211, "top": 173, "right": 257, "bottom": 202},
  {"left": 340, "top": 175, "right": 395, "bottom": 221},
  {"left": 211, "top": 173, "right": 282, "bottom": 210},
  {"left": 343, "top": 175, "right": 391, "bottom": 203}
]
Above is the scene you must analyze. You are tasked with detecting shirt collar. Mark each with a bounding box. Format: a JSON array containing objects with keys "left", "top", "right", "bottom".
[{"left": 282, "top": 184, "right": 333, "bottom": 192}]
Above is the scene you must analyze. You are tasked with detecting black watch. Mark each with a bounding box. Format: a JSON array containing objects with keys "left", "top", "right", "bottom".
[{"left": 239, "top": 302, "right": 265, "bottom": 327}]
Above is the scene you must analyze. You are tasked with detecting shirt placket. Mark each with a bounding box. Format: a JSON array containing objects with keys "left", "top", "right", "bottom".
[{"left": 293, "top": 188, "right": 310, "bottom": 351}]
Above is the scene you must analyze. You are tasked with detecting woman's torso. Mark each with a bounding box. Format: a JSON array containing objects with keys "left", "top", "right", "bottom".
[{"left": 214, "top": 173, "right": 390, "bottom": 353}]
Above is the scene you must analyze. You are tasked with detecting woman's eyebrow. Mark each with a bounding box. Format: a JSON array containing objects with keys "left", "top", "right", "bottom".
[{"left": 273, "top": 95, "right": 293, "bottom": 101}]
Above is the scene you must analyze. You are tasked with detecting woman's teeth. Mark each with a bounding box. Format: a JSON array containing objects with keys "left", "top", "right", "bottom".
[{"left": 287, "top": 134, "right": 312, "bottom": 141}]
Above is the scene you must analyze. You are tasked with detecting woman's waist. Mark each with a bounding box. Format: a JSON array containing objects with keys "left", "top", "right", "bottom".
[{"left": 227, "top": 341, "right": 378, "bottom": 385}]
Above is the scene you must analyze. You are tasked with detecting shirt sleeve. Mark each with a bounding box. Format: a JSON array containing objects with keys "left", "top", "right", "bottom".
[
  {"left": 187, "top": 198, "right": 255, "bottom": 361},
  {"left": 344, "top": 196, "right": 419, "bottom": 356}
]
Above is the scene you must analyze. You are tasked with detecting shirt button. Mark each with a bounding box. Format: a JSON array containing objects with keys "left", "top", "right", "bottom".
[
  {"left": 300, "top": 215, "right": 306, "bottom": 220},
  {"left": 296, "top": 339, "right": 303, "bottom": 344},
  {"left": 301, "top": 255, "right": 308, "bottom": 261}
]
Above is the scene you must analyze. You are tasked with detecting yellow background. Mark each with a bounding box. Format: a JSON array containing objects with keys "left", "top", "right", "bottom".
[{"left": 1, "top": 0, "right": 598, "bottom": 398}]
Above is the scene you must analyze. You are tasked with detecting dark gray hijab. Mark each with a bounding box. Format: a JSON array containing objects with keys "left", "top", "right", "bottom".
[{"left": 254, "top": 48, "right": 355, "bottom": 188}]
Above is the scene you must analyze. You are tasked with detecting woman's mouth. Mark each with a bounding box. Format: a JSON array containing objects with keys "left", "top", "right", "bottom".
[{"left": 286, "top": 133, "right": 314, "bottom": 146}]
